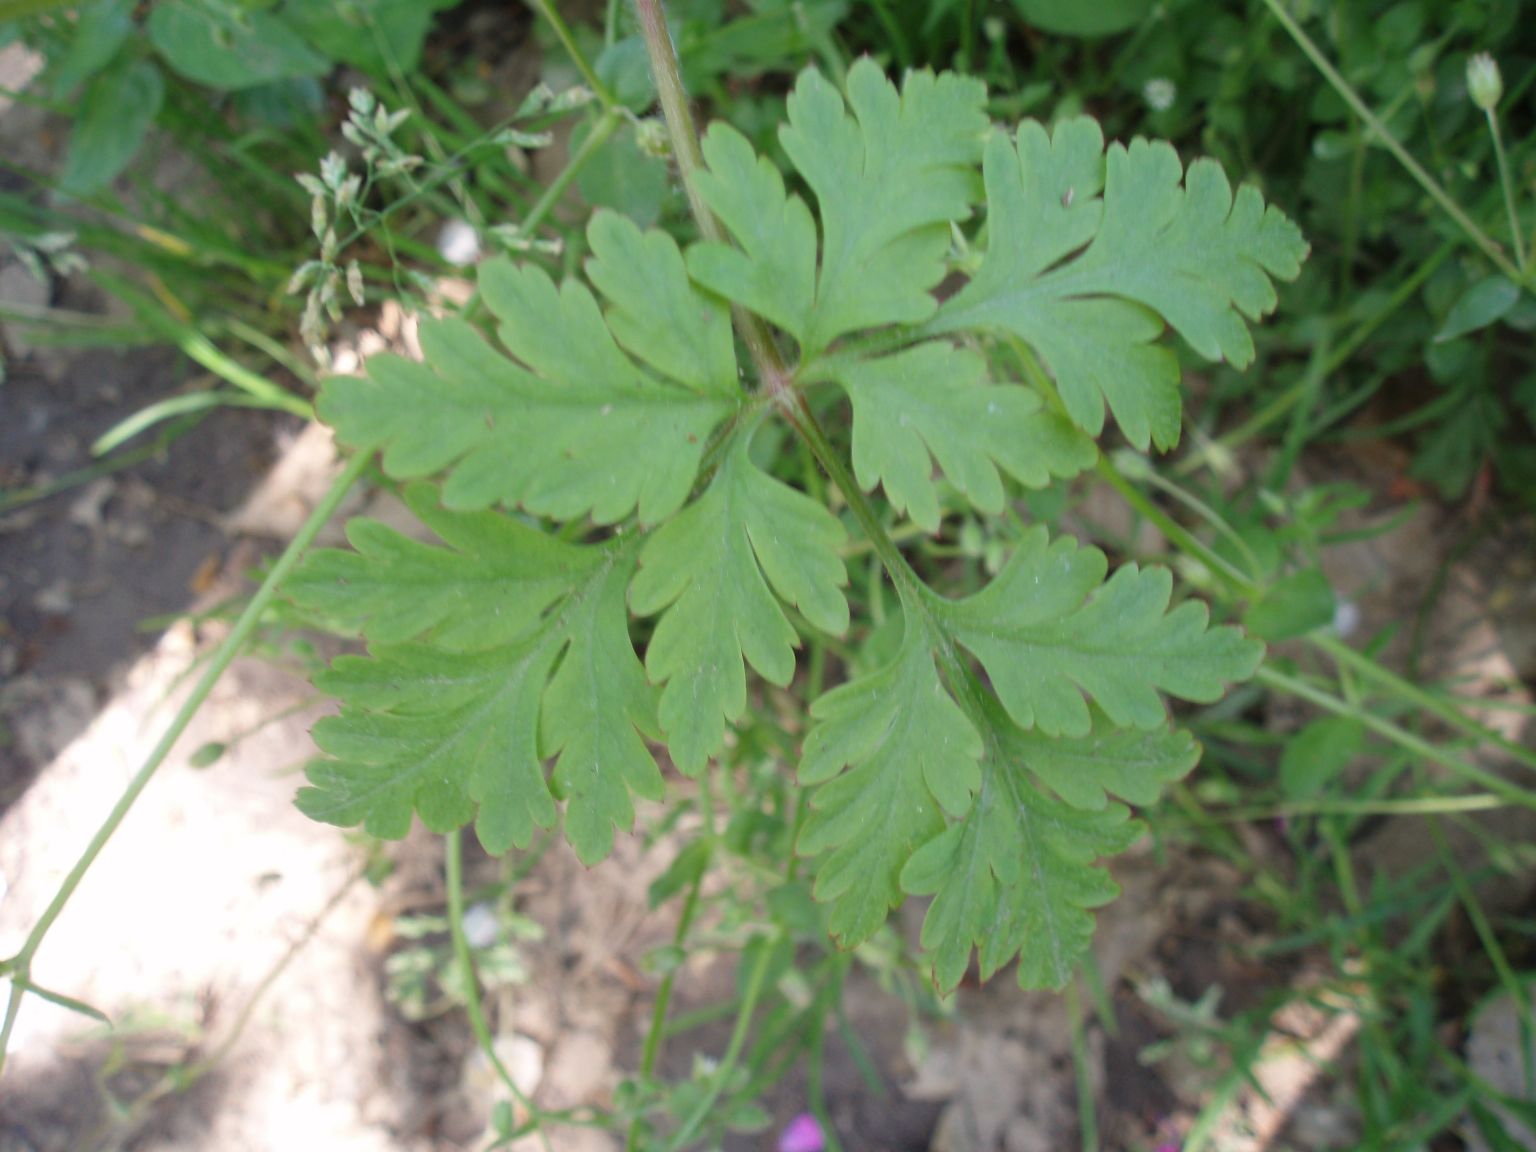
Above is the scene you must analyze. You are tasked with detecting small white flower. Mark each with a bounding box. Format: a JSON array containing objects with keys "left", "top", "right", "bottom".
[
  {"left": 1467, "top": 53, "right": 1503, "bottom": 111},
  {"left": 1144, "top": 77, "right": 1177, "bottom": 113},
  {"left": 1332, "top": 599, "right": 1361, "bottom": 638},
  {"left": 437, "top": 219, "right": 482, "bottom": 267},
  {"left": 461, "top": 902, "right": 499, "bottom": 950}
]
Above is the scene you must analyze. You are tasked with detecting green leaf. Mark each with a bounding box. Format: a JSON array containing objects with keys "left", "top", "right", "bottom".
[
  {"left": 585, "top": 211, "right": 737, "bottom": 396},
  {"left": 630, "top": 423, "right": 848, "bottom": 775},
  {"left": 801, "top": 627, "right": 1198, "bottom": 985},
  {"left": 0, "top": 0, "right": 73, "bottom": 20},
  {"left": 681, "top": 0, "right": 847, "bottom": 81},
  {"left": 288, "top": 60, "right": 1294, "bottom": 991},
  {"left": 932, "top": 119, "right": 1307, "bottom": 450},
  {"left": 319, "top": 217, "right": 738, "bottom": 526},
  {"left": 798, "top": 622, "right": 982, "bottom": 946},
  {"left": 1279, "top": 717, "right": 1364, "bottom": 799},
  {"left": 543, "top": 554, "right": 666, "bottom": 863},
  {"left": 52, "top": 0, "right": 134, "bottom": 95},
  {"left": 1017, "top": 710, "right": 1200, "bottom": 809},
  {"left": 902, "top": 699, "right": 1141, "bottom": 992},
  {"left": 293, "top": 496, "right": 660, "bottom": 865},
  {"left": 188, "top": 740, "right": 226, "bottom": 769},
  {"left": 1010, "top": 0, "right": 1151, "bottom": 37},
  {"left": 938, "top": 526, "right": 1263, "bottom": 735},
  {"left": 1243, "top": 567, "right": 1335, "bottom": 641},
  {"left": 147, "top": 0, "right": 328, "bottom": 90},
  {"left": 575, "top": 117, "right": 669, "bottom": 228},
  {"left": 690, "top": 58, "right": 987, "bottom": 353},
  {"left": 282, "top": 0, "right": 461, "bottom": 77},
  {"left": 687, "top": 121, "right": 819, "bottom": 341},
  {"left": 62, "top": 57, "right": 163, "bottom": 194},
  {"left": 833, "top": 342, "right": 1095, "bottom": 531},
  {"left": 286, "top": 484, "right": 595, "bottom": 649},
  {"left": 1434, "top": 276, "right": 1521, "bottom": 343}
]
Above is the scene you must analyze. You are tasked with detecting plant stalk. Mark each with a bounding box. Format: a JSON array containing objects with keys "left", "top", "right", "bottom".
[
  {"left": 1311, "top": 634, "right": 1536, "bottom": 775},
  {"left": 522, "top": 106, "right": 624, "bottom": 238},
  {"left": 1255, "top": 666, "right": 1536, "bottom": 811},
  {"left": 1258, "top": 0, "right": 1527, "bottom": 285},
  {"left": 624, "top": 844, "right": 710, "bottom": 1152},
  {"left": 662, "top": 938, "right": 775, "bottom": 1151},
  {"left": 633, "top": 0, "right": 786, "bottom": 384},
  {"left": 1484, "top": 108, "right": 1528, "bottom": 274},
  {"left": 445, "top": 829, "right": 550, "bottom": 1150},
  {"left": 530, "top": 0, "right": 620, "bottom": 110},
  {"left": 0, "top": 449, "right": 371, "bottom": 1078},
  {"left": 633, "top": 0, "right": 721, "bottom": 245}
]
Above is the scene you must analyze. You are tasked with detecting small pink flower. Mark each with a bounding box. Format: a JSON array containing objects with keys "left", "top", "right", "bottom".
[{"left": 779, "top": 1113, "right": 825, "bottom": 1152}]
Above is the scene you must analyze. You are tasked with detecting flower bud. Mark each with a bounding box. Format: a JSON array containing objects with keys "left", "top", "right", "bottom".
[{"left": 1467, "top": 53, "right": 1503, "bottom": 111}]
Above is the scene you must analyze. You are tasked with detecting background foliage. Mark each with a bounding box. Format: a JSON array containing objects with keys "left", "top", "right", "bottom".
[{"left": 1, "top": 1, "right": 1533, "bottom": 1149}]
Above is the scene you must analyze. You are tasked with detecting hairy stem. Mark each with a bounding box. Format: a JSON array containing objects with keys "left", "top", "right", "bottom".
[
  {"left": 632, "top": 0, "right": 718, "bottom": 243},
  {"left": 633, "top": 0, "right": 788, "bottom": 387},
  {"left": 0, "top": 449, "right": 371, "bottom": 1078}
]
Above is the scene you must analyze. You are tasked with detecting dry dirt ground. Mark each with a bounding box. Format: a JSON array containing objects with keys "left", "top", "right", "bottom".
[{"left": 4, "top": 29, "right": 1536, "bottom": 1152}]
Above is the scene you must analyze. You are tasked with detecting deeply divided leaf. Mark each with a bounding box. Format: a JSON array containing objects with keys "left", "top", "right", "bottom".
[
  {"left": 796, "top": 529, "right": 1253, "bottom": 989},
  {"left": 798, "top": 623, "right": 981, "bottom": 945},
  {"left": 287, "top": 484, "right": 590, "bottom": 648},
  {"left": 939, "top": 526, "right": 1264, "bottom": 735},
  {"left": 902, "top": 698, "right": 1142, "bottom": 991},
  {"left": 320, "top": 213, "right": 738, "bottom": 526},
  {"left": 930, "top": 119, "right": 1307, "bottom": 449},
  {"left": 690, "top": 58, "right": 988, "bottom": 353},
  {"left": 297, "top": 58, "right": 1303, "bottom": 992},
  {"left": 290, "top": 490, "right": 660, "bottom": 864},
  {"left": 629, "top": 424, "right": 849, "bottom": 775},
  {"left": 833, "top": 342, "right": 1094, "bottom": 531}
]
